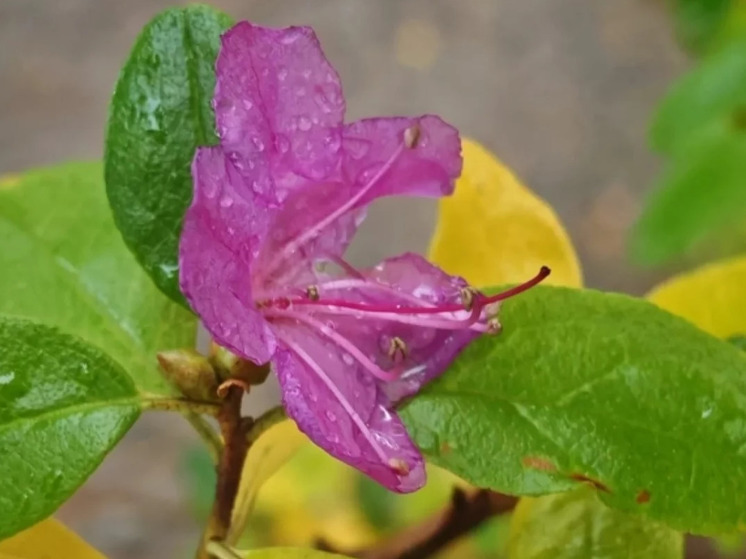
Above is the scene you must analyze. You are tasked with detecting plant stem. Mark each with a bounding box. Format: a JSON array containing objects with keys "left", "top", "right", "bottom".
[
  {"left": 142, "top": 396, "right": 221, "bottom": 416},
  {"left": 196, "top": 384, "right": 249, "bottom": 559},
  {"left": 184, "top": 411, "right": 223, "bottom": 463},
  {"left": 318, "top": 488, "right": 518, "bottom": 559}
]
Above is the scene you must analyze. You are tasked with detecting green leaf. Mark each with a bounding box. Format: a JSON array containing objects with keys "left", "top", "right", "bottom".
[
  {"left": 0, "top": 316, "right": 140, "bottom": 539},
  {"left": 728, "top": 335, "right": 746, "bottom": 350},
  {"left": 104, "top": 5, "right": 233, "bottom": 305},
  {"left": 0, "top": 162, "right": 196, "bottom": 394},
  {"left": 401, "top": 285, "right": 746, "bottom": 534},
  {"left": 674, "top": 0, "right": 732, "bottom": 54},
  {"left": 508, "top": 487, "right": 683, "bottom": 559},
  {"left": 630, "top": 119, "right": 746, "bottom": 266},
  {"left": 650, "top": 36, "right": 746, "bottom": 154}
]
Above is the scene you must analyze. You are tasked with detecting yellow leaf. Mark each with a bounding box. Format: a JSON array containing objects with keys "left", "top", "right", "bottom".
[
  {"left": 0, "top": 518, "right": 105, "bottom": 559},
  {"left": 428, "top": 138, "right": 582, "bottom": 288},
  {"left": 646, "top": 256, "right": 746, "bottom": 339},
  {"left": 228, "top": 419, "right": 308, "bottom": 543},
  {"left": 0, "top": 175, "right": 19, "bottom": 191}
]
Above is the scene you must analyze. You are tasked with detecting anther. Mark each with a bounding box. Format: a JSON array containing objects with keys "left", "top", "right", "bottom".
[
  {"left": 305, "top": 285, "right": 320, "bottom": 301},
  {"left": 487, "top": 317, "right": 502, "bottom": 335},
  {"left": 388, "top": 336, "right": 408, "bottom": 362},
  {"left": 404, "top": 124, "right": 421, "bottom": 149},
  {"left": 459, "top": 287, "right": 477, "bottom": 311},
  {"left": 388, "top": 458, "right": 410, "bottom": 475}
]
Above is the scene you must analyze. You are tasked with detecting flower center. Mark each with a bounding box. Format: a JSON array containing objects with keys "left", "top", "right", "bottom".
[{"left": 259, "top": 266, "right": 550, "bottom": 382}]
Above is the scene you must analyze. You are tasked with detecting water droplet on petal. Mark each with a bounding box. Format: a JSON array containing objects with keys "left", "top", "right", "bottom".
[
  {"left": 220, "top": 194, "right": 234, "bottom": 208},
  {"left": 298, "top": 116, "right": 312, "bottom": 131},
  {"left": 342, "top": 353, "right": 354, "bottom": 366},
  {"left": 277, "top": 67, "right": 288, "bottom": 81},
  {"left": 325, "top": 410, "right": 337, "bottom": 421},
  {"left": 275, "top": 134, "right": 291, "bottom": 153},
  {"left": 252, "top": 137, "right": 265, "bottom": 152}
]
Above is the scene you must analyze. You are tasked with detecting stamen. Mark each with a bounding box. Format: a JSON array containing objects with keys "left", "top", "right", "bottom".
[
  {"left": 487, "top": 317, "right": 502, "bottom": 335},
  {"left": 289, "top": 266, "right": 551, "bottom": 317},
  {"left": 388, "top": 336, "right": 407, "bottom": 362},
  {"left": 266, "top": 309, "right": 402, "bottom": 382},
  {"left": 305, "top": 285, "right": 320, "bottom": 301},
  {"left": 460, "top": 287, "right": 477, "bottom": 311},
  {"left": 403, "top": 124, "right": 421, "bottom": 149},
  {"left": 388, "top": 457, "right": 410, "bottom": 475}
]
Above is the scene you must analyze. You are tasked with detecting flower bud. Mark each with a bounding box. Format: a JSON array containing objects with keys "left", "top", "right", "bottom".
[{"left": 157, "top": 349, "right": 220, "bottom": 402}]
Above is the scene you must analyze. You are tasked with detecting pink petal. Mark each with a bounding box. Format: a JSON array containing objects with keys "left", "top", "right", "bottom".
[
  {"left": 324, "top": 253, "right": 480, "bottom": 402},
  {"left": 252, "top": 117, "right": 463, "bottom": 286},
  {"left": 214, "top": 22, "right": 345, "bottom": 185},
  {"left": 272, "top": 332, "right": 426, "bottom": 493},
  {"left": 341, "top": 115, "right": 462, "bottom": 207},
  {"left": 180, "top": 146, "right": 277, "bottom": 364}
]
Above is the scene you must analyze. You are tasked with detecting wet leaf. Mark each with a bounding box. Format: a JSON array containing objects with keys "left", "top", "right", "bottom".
[
  {"left": 0, "top": 162, "right": 196, "bottom": 394},
  {"left": 428, "top": 138, "right": 581, "bottom": 289},
  {"left": 229, "top": 420, "right": 308, "bottom": 543},
  {"left": 0, "top": 518, "right": 105, "bottom": 559},
  {"left": 401, "top": 285, "right": 746, "bottom": 534},
  {"left": 0, "top": 317, "right": 140, "bottom": 538},
  {"left": 508, "top": 487, "right": 683, "bottom": 559},
  {"left": 105, "top": 5, "right": 233, "bottom": 305},
  {"left": 647, "top": 255, "right": 746, "bottom": 338}
]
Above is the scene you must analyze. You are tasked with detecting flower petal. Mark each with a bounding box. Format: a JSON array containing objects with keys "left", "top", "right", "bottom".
[
  {"left": 342, "top": 115, "right": 462, "bottom": 206},
  {"left": 320, "top": 252, "right": 480, "bottom": 403},
  {"left": 214, "top": 22, "right": 345, "bottom": 184},
  {"left": 180, "top": 146, "right": 276, "bottom": 363},
  {"left": 253, "top": 117, "right": 462, "bottom": 288},
  {"left": 272, "top": 332, "right": 426, "bottom": 493}
]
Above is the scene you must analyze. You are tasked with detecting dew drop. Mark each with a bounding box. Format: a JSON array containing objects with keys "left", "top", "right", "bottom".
[
  {"left": 325, "top": 410, "right": 337, "bottom": 422},
  {"left": 275, "top": 134, "right": 291, "bottom": 153},
  {"left": 298, "top": 116, "right": 312, "bottom": 131},
  {"left": 252, "top": 137, "right": 265, "bottom": 152},
  {"left": 220, "top": 194, "right": 234, "bottom": 208},
  {"left": 342, "top": 353, "right": 354, "bottom": 366},
  {"left": 277, "top": 67, "right": 288, "bottom": 81}
]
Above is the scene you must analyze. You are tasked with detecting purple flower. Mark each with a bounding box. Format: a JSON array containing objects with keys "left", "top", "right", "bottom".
[{"left": 180, "top": 21, "right": 548, "bottom": 492}]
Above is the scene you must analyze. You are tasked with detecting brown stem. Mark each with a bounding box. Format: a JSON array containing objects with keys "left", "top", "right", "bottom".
[
  {"left": 317, "top": 488, "right": 518, "bottom": 559},
  {"left": 196, "top": 384, "right": 249, "bottom": 559}
]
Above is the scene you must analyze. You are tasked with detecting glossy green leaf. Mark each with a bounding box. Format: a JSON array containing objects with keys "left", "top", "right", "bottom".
[
  {"left": 650, "top": 36, "right": 746, "bottom": 154},
  {"left": 0, "top": 316, "right": 140, "bottom": 539},
  {"left": 631, "top": 119, "right": 746, "bottom": 266},
  {"left": 401, "top": 285, "right": 746, "bottom": 534},
  {"left": 508, "top": 487, "right": 683, "bottom": 559},
  {"left": 0, "top": 162, "right": 196, "bottom": 394},
  {"left": 105, "top": 5, "right": 233, "bottom": 305}
]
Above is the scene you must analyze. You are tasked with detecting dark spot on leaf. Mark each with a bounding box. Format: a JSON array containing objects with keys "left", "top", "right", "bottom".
[
  {"left": 636, "top": 489, "right": 651, "bottom": 504},
  {"left": 569, "top": 473, "right": 611, "bottom": 493},
  {"left": 522, "top": 456, "right": 557, "bottom": 472}
]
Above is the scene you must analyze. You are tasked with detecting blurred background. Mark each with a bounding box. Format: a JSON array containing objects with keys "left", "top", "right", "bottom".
[{"left": 1, "top": 0, "right": 735, "bottom": 557}]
